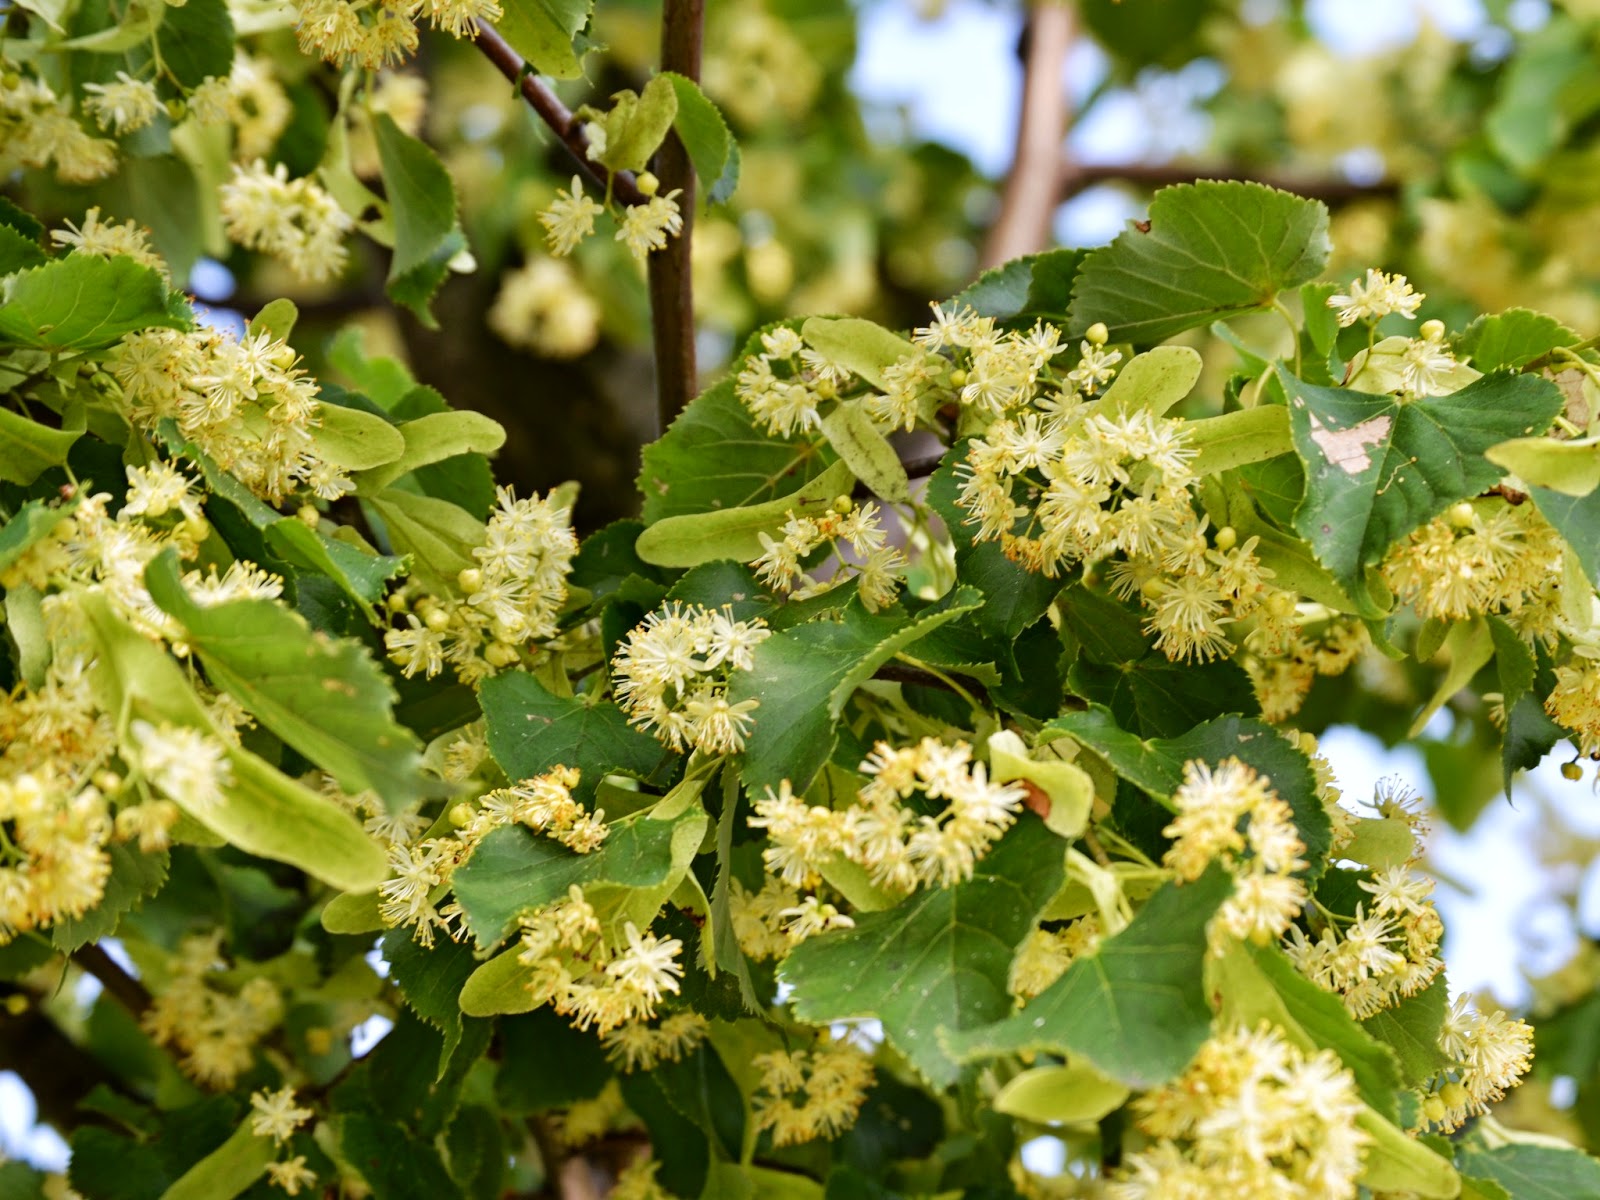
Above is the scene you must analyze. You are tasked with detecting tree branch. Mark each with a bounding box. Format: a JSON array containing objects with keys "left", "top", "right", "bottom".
[
  {"left": 873, "top": 662, "right": 987, "bottom": 699},
  {"left": 471, "top": 24, "right": 646, "bottom": 207},
  {"left": 72, "top": 944, "right": 153, "bottom": 1017},
  {"left": 1062, "top": 161, "right": 1399, "bottom": 205},
  {"left": 982, "top": 1, "right": 1074, "bottom": 269},
  {"left": 647, "top": 0, "right": 705, "bottom": 432}
]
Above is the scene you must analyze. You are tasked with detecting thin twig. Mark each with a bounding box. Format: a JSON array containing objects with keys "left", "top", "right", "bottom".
[
  {"left": 72, "top": 944, "right": 153, "bottom": 1017},
  {"left": 471, "top": 23, "right": 646, "bottom": 207},
  {"left": 648, "top": 0, "right": 705, "bottom": 432},
  {"left": 1062, "top": 161, "right": 1399, "bottom": 205},
  {"left": 982, "top": 1, "right": 1074, "bottom": 269}
]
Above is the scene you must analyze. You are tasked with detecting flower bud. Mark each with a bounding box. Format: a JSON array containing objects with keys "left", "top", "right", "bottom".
[
  {"left": 1439, "top": 1081, "right": 1469, "bottom": 1109},
  {"left": 1562, "top": 761, "right": 1584, "bottom": 782},
  {"left": 422, "top": 604, "right": 451, "bottom": 632},
  {"left": 831, "top": 495, "right": 854, "bottom": 515},
  {"left": 637, "top": 170, "right": 660, "bottom": 197},
  {"left": 1214, "top": 525, "right": 1238, "bottom": 552},
  {"left": 1085, "top": 322, "right": 1110, "bottom": 346},
  {"left": 484, "top": 641, "right": 520, "bottom": 668},
  {"left": 1448, "top": 501, "right": 1474, "bottom": 528},
  {"left": 449, "top": 802, "right": 476, "bottom": 828},
  {"left": 297, "top": 505, "right": 320, "bottom": 528},
  {"left": 458, "top": 567, "right": 484, "bottom": 593},
  {"left": 1420, "top": 318, "right": 1446, "bottom": 342}
]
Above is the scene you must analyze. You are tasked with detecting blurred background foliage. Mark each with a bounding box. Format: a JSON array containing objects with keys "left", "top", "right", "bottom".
[{"left": 13, "top": 0, "right": 1600, "bottom": 1163}]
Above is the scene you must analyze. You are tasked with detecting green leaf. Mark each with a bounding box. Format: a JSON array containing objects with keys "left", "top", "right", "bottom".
[
  {"left": 991, "top": 1061, "right": 1129, "bottom": 1126},
  {"left": 1455, "top": 309, "right": 1581, "bottom": 372},
  {"left": 818, "top": 400, "right": 909, "bottom": 502},
  {"left": 156, "top": 0, "right": 233, "bottom": 88},
  {"left": 664, "top": 72, "right": 739, "bottom": 202},
  {"left": 382, "top": 927, "right": 479, "bottom": 1078},
  {"left": 1486, "top": 435, "right": 1600, "bottom": 497},
  {"left": 926, "top": 452, "right": 1060, "bottom": 639},
  {"left": 0, "top": 254, "right": 187, "bottom": 350},
  {"left": 375, "top": 114, "right": 459, "bottom": 284},
  {"left": 335, "top": 1112, "right": 459, "bottom": 1200},
  {"left": 145, "top": 552, "right": 431, "bottom": 811},
  {"left": 247, "top": 298, "right": 297, "bottom": 342},
  {"left": 480, "top": 670, "right": 673, "bottom": 802},
  {"left": 452, "top": 804, "right": 707, "bottom": 947},
  {"left": 492, "top": 0, "right": 592, "bottom": 80},
  {"left": 314, "top": 401, "right": 407, "bottom": 471},
  {"left": 1066, "top": 181, "right": 1331, "bottom": 343},
  {"left": 51, "top": 844, "right": 169, "bottom": 952},
  {"left": 0, "top": 495, "right": 75, "bottom": 575},
  {"left": 1083, "top": 345, "right": 1202, "bottom": 420},
  {"left": 0, "top": 406, "right": 82, "bottom": 485},
  {"left": 1359, "top": 1109, "right": 1460, "bottom": 1198},
  {"left": 943, "top": 869, "right": 1231, "bottom": 1087},
  {"left": 598, "top": 75, "right": 678, "bottom": 175},
  {"left": 1361, "top": 977, "right": 1454, "bottom": 1088},
  {"left": 800, "top": 317, "right": 925, "bottom": 392},
  {"left": 1045, "top": 707, "right": 1330, "bottom": 876},
  {"left": 1212, "top": 940, "right": 1402, "bottom": 1120},
  {"left": 459, "top": 948, "right": 536, "bottom": 1016},
  {"left": 353, "top": 410, "right": 506, "bottom": 494},
  {"left": 949, "top": 248, "right": 1085, "bottom": 324},
  {"left": 1284, "top": 369, "right": 1564, "bottom": 598},
  {"left": 730, "top": 589, "right": 984, "bottom": 794},
  {"left": 638, "top": 374, "right": 836, "bottom": 522},
  {"left": 1188, "top": 406, "right": 1293, "bottom": 476},
  {"left": 80, "top": 592, "right": 388, "bottom": 892},
  {"left": 635, "top": 459, "right": 854, "bottom": 568},
  {"left": 0, "top": 222, "right": 48, "bottom": 275},
  {"left": 157, "top": 1120, "right": 273, "bottom": 1200},
  {"left": 1526, "top": 483, "right": 1600, "bottom": 588},
  {"left": 1410, "top": 618, "right": 1494, "bottom": 738},
  {"left": 782, "top": 819, "right": 1067, "bottom": 1087},
  {"left": 105, "top": 155, "right": 204, "bottom": 285},
  {"left": 365, "top": 488, "right": 484, "bottom": 592}
]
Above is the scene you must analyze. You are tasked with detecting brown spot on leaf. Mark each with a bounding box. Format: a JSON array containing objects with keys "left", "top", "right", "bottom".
[
  {"left": 1307, "top": 411, "right": 1392, "bottom": 474},
  {"left": 1019, "top": 779, "right": 1051, "bottom": 820}
]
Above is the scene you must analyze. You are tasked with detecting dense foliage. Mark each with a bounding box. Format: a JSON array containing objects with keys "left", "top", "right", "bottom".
[{"left": 5, "top": 1, "right": 1600, "bottom": 1199}]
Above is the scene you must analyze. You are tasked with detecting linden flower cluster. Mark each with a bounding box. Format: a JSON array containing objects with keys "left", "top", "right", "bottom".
[
  {"left": 114, "top": 325, "right": 353, "bottom": 504},
  {"left": 144, "top": 933, "right": 284, "bottom": 1088},
  {"left": 1384, "top": 498, "right": 1567, "bottom": 633},
  {"left": 1162, "top": 759, "right": 1308, "bottom": 946},
  {"left": 1548, "top": 641, "right": 1600, "bottom": 757},
  {"left": 489, "top": 258, "right": 602, "bottom": 360},
  {"left": 729, "top": 875, "right": 801, "bottom": 960},
  {"left": 52, "top": 209, "right": 169, "bottom": 282},
  {"left": 611, "top": 602, "right": 770, "bottom": 754},
  {"left": 220, "top": 162, "right": 354, "bottom": 284},
  {"left": 517, "top": 886, "right": 686, "bottom": 1035},
  {"left": 1421, "top": 997, "right": 1535, "bottom": 1132},
  {"left": 376, "top": 765, "right": 596, "bottom": 947},
  {"left": 0, "top": 74, "right": 117, "bottom": 183},
  {"left": 751, "top": 497, "right": 906, "bottom": 612},
  {"left": 1010, "top": 915, "right": 1101, "bottom": 1001},
  {"left": 189, "top": 53, "right": 294, "bottom": 162},
  {"left": 751, "top": 1039, "right": 877, "bottom": 1147},
  {"left": 80, "top": 71, "right": 161, "bottom": 136},
  {"left": 252, "top": 1086, "right": 321, "bottom": 1190},
  {"left": 749, "top": 738, "right": 1026, "bottom": 893},
  {"left": 537, "top": 174, "right": 685, "bottom": 266},
  {"left": 1286, "top": 785, "right": 1443, "bottom": 1019},
  {"left": 1327, "top": 268, "right": 1425, "bottom": 326},
  {"left": 1245, "top": 616, "right": 1371, "bottom": 725},
  {"left": 734, "top": 326, "right": 851, "bottom": 438},
  {"left": 294, "top": 0, "right": 502, "bottom": 70},
  {"left": 600, "top": 1011, "right": 711, "bottom": 1071},
  {"left": 385, "top": 486, "right": 578, "bottom": 684},
  {"left": 0, "top": 769, "right": 113, "bottom": 945},
  {"left": 1114, "top": 1023, "right": 1369, "bottom": 1200}
]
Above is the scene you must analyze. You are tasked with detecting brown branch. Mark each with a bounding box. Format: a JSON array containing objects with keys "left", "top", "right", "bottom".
[
  {"left": 982, "top": 1, "right": 1074, "bottom": 269},
  {"left": 1061, "top": 162, "right": 1399, "bottom": 205},
  {"left": 72, "top": 944, "right": 153, "bottom": 1017},
  {"left": 647, "top": 0, "right": 705, "bottom": 432},
  {"left": 471, "top": 24, "right": 646, "bottom": 207},
  {"left": 874, "top": 663, "right": 987, "bottom": 698}
]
